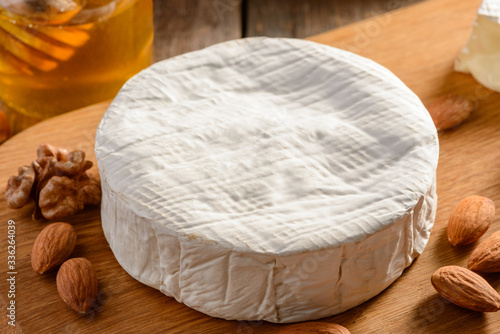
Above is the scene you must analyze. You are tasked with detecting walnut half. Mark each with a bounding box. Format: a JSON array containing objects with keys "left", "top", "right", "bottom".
[
  {"left": 5, "top": 144, "right": 101, "bottom": 221},
  {"left": 37, "top": 143, "right": 68, "bottom": 161},
  {"left": 38, "top": 176, "right": 101, "bottom": 220},
  {"left": 5, "top": 166, "right": 36, "bottom": 209}
]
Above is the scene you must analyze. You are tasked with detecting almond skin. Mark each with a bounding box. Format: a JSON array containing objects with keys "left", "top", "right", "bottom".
[
  {"left": 468, "top": 231, "right": 500, "bottom": 273},
  {"left": 278, "top": 322, "right": 351, "bottom": 334},
  {"left": 447, "top": 195, "right": 495, "bottom": 246},
  {"left": 431, "top": 265, "right": 500, "bottom": 312},
  {"left": 31, "top": 222, "right": 77, "bottom": 274},
  {"left": 427, "top": 94, "right": 474, "bottom": 130},
  {"left": 57, "top": 257, "right": 98, "bottom": 313}
]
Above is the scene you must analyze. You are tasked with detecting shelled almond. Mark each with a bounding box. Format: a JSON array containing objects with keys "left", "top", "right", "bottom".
[
  {"left": 468, "top": 231, "right": 500, "bottom": 273},
  {"left": 431, "top": 266, "right": 500, "bottom": 312},
  {"left": 447, "top": 195, "right": 495, "bottom": 246},
  {"left": 31, "top": 222, "right": 77, "bottom": 274},
  {"left": 427, "top": 94, "right": 474, "bottom": 131},
  {"left": 57, "top": 257, "right": 98, "bottom": 314}
]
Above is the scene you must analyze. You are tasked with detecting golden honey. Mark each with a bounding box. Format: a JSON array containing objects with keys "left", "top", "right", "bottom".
[{"left": 0, "top": 0, "right": 153, "bottom": 132}]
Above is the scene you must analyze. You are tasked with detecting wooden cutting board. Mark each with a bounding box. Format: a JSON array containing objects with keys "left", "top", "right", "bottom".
[{"left": 2, "top": 0, "right": 500, "bottom": 332}]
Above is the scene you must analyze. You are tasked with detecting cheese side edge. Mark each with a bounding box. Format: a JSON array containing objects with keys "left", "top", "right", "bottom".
[{"left": 100, "top": 176, "right": 436, "bottom": 323}]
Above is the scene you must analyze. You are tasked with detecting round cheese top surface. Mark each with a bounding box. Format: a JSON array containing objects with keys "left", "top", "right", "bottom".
[{"left": 95, "top": 37, "right": 438, "bottom": 256}]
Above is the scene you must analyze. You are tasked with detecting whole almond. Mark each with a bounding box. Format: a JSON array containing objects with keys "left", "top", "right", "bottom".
[
  {"left": 31, "top": 222, "right": 77, "bottom": 274},
  {"left": 468, "top": 231, "right": 500, "bottom": 273},
  {"left": 431, "top": 265, "right": 500, "bottom": 312},
  {"left": 447, "top": 195, "right": 495, "bottom": 246},
  {"left": 278, "top": 322, "right": 351, "bottom": 334},
  {"left": 57, "top": 258, "right": 98, "bottom": 313},
  {"left": 427, "top": 94, "right": 474, "bottom": 130}
]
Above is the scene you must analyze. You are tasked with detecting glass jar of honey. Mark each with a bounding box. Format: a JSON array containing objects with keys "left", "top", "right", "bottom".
[{"left": 0, "top": 0, "right": 154, "bottom": 134}]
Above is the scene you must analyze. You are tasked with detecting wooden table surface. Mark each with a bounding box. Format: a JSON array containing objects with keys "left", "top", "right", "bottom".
[{"left": 152, "top": 0, "right": 425, "bottom": 61}]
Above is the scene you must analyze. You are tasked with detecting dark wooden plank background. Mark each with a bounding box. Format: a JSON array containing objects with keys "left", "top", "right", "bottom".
[
  {"left": 152, "top": 0, "right": 426, "bottom": 61},
  {"left": 152, "top": 0, "right": 242, "bottom": 61}
]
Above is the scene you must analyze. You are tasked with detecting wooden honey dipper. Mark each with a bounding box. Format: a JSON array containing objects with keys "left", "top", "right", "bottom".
[{"left": 0, "top": 0, "right": 92, "bottom": 74}]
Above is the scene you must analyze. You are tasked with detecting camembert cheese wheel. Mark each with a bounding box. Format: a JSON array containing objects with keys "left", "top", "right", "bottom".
[{"left": 95, "top": 37, "right": 439, "bottom": 323}]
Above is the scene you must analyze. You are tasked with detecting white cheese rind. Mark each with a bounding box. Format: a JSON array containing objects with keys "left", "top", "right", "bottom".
[
  {"left": 478, "top": 0, "right": 500, "bottom": 23},
  {"left": 455, "top": 0, "right": 500, "bottom": 92},
  {"left": 95, "top": 37, "right": 439, "bottom": 323}
]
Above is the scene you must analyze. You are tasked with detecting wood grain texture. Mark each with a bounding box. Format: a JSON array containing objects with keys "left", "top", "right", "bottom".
[
  {"left": 245, "top": 0, "right": 426, "bottom": 38},
  {"left": 153, "top": 0, "right": 242, "bottom": 61},
  {"left": 3, "top": 0, "right": 500, "bottom": 332},
  {"left": 151, "top": 0, "right": 427, "bottom": 61}
]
